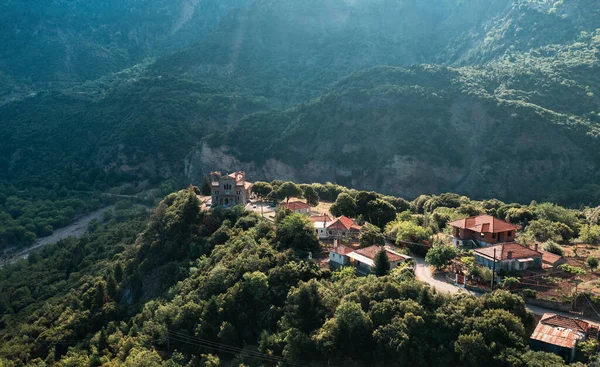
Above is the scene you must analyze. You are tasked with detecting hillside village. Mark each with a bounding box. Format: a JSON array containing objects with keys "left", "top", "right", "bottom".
[{"left": 204, "top": 171, "right": 600, "bottom": 363}]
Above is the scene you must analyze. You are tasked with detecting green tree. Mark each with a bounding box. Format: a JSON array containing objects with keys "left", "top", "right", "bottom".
[
  {"left": 387, "top": 220, "right": 432, "bottom": 244},
  {"left": 276, "top": 213, "right": 320, "bottom": 255},
  {"left": 356, "top": 191, "right": 379, "bottom": 216},
  {"left": 315, "top": 301, "right": 374, "bottom": 362},
  {"left": 201, "top": 176, "right": 212, "bottom": 196},
  {"left": 359, "top": 223, "right": 385, "bottom": 248},
  {"left": 301, "top": 184, "right": 320, "bottom": 207},
  {"left": 373, "top": 247, "right": 391, "bottom": 276},
  {"left": 587, "top": 256, "right": 599, "bottom": 271},
  {"left": 502, "top": 277, "right": 520, "bottom": 291},
  {"left": 330, "top": 193, "right": 357, "bottom": 218},
  {"left": 253, "top": 181, "right": 273, "bottom": 200},
  {"left": 425, "top": 245, "right": 457, "bottom": 270},
  {"left": 283, "top": 279, "right": 334, "bottom": 333},
  {"left": 279, "top": 182, "right": 303, "bottom": 203},
  {"left": 366, "top": 199, "right": 397, "bottom": 228}
]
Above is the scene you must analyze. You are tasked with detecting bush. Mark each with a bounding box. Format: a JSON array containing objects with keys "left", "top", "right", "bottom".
[
  {"left": 587, "top": 256, "right": 599, "bottom": 270},
  {"left": 425, "top": 245, "right": 457, "bottom": 270},
  {"left": 542, "top": 240, "right": 563, "bottom": 256},
  {"left": 521, "top": 289, "right": 537, "bottom": 299}
]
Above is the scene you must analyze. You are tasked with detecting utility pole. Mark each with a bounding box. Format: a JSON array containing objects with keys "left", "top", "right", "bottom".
[{"left": 491, "top": 248, "right": 497, "bottom": 291}]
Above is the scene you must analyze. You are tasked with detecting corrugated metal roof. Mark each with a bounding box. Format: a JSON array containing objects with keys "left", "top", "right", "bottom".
[
  {"left": 531, "top": 324, "right": 585, "bottom": 349},
  {"left": 347, "top": 252, "right": 375, "bottom": 267}
]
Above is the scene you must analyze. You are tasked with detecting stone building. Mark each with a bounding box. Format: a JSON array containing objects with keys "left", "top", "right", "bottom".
[{"left": 210, "top": 171, "right": 252, "bottom": 207}]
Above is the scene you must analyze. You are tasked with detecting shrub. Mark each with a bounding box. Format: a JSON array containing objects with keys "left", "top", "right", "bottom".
[
  {"left": 542, "top": 240, "right": 563, "bottom": 256},
  {"left": 521, "top": 289, "right": 537, "bottom": 299}
]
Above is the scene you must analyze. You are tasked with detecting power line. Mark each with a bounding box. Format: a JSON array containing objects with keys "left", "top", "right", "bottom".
[{"left": 167, "top": 331, "right": 326, "bottom": 367}]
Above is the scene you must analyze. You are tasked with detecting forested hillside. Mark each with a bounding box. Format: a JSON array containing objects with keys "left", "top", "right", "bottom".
[
  {"left": 1, "top": 188, "right": 593, "bottom": 367},
  {"left": 2, "top": 0, "right": 600, "bottom": 250},
  {"left": 0, "top": 0, "right": 252, "bottom": 99}
]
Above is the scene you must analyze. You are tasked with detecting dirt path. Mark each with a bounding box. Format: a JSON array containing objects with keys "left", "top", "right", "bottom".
[{"left": 0, "top": 206, "right": 115, "bottom": 267}]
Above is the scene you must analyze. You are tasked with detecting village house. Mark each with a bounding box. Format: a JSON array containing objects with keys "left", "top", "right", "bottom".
[
  {"left": 347, "top": 245, "right": 411, "bottom": 275},
  {"left": 449, "top": 214, "right": 520, "bottom": 247},
  {"left": 311, "top": 214, "right": 334, "bottom": 239},
  {"left": 326, "top": 216, "right": 362, "bottom": 239},
  {"left": 329, "top": 244, "right": 411, "bottom": 275},
  {"left": 280, "top": 201, "right": 312, "bottom": 215},
  {"left": 329, "top": 244, "right": 354, "bottom": 269},
  {"left": 531, "top": 313, "right": 598, "bottom": 362},
  {"left": 474, "top": 243, "right": 542, "bottom": 272},
  {"left": 210, "top": 171, "right": 253, "bottom": 207}
]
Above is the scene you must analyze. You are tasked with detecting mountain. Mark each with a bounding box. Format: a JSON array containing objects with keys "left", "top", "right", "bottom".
[
  {"left": 195, "top": 63, "right": 600, "bottom": 203},
  {"left": 0, "top": 0, "right": 252, "bottom": 99},
  {"left": 151, "top": 0, "right": 600, "bottom": 105},
  {"left": 1, "top": 0, "right": 600, "bottom": 212}
]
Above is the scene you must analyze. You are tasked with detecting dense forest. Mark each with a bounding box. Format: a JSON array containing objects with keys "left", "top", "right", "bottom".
[{"left": 4, "top": 187, "right": 600, "bottom": 366}]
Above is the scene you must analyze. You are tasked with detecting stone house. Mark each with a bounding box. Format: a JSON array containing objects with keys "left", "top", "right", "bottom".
[{"left": 210, "top": 171, "right": 252, "bottom": 207}]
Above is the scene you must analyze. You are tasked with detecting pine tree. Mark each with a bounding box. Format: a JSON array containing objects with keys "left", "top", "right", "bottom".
[
  {"left": 373, "top": 247, "right": 390, "bottom": 276},
  {"left": 114, "top": 263, "right": 123, "bottom": 283},
  {"left": 201, "top": 176, "right": 212, "bottom": 196}
]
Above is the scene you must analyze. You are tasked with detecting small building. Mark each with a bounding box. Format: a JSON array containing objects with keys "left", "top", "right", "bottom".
[
  {"left": 346, "top": 245, "right": 411, "bottom": 275},
  {"left": 210, "top": 171, "right": 253, "bottom": 207},
  {"left": 329, "top": 244, "right": 355, "bottom": 268},
  {"left": 280, "top": 201, "right": 312, "bottom": 215},
  {"left": 531, "top": 313, "right": 594, "bottom": 362},
  {"left": 311, "top": 214, "right": 334, "bottom": 239},
  {"left": 449, "top": 215, "right": 519, "bottom": 247},
  {"left": 540, "top": 249, "right": 568, "bottom": 271},
  {"left": 474, "top": 243, "right": 542, "bottom": 272},
  {"left": 326, "top": 216, "right": 362, "bottom": 239}
]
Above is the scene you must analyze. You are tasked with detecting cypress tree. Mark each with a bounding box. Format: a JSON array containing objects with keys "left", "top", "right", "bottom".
[{"left": 373, "top": 247, "right": 390, "bottom": 276}]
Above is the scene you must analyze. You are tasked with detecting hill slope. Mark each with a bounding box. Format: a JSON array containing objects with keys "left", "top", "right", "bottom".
[
  {"left": 196, "top": 64, "right": 600, "bottom": 203},
  {"left": 0, "top": 0, "right": 252, "bottom": 99}
]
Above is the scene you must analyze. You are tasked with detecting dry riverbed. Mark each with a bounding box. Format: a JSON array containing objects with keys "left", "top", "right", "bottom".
[{"left": 0, "top": 206, "right": 115, "bottom": 267}]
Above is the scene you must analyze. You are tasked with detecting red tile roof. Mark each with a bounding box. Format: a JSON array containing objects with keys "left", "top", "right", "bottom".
[
  {"left": 327, "top": 216, "right": 361, "bottom": 231},
  {"left": 281, "top": 201, "right": 312, "bottom": 211},
  {"left": 448, "top": 215, "right": 519, "bottom": 234},
  {"left": 540, "top": 250, "right": 566, "bottom": 265},
  {"left": 531, "top": 313, "right": 589, "bottom": 349},
  {"left": 474, "top": 243, "right": 541, "bottom": 261},
  {"left": 331, "top": 245, "right": 354, "bottom": 256},
  {"left": 310, "top": 214, "right": 333, "bottom": 223},
  {"left": 355, "top": 245, "right": 407, "bottom": 262}
]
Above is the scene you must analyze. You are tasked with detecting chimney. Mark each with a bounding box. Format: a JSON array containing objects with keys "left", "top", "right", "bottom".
[
  {"left": 507, "top": 251, "right": 513, "bottom": 259},
  {"left": 534, "top": 243, "right": 538, "bottom": 252}
]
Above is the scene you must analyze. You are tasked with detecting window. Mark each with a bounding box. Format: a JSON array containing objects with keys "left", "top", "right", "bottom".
[
  {"left": 508, "top": 231, "right": 512, "bottom": 237},
  {"left": 492, "top": 233, "right": 496, "bottom": 239}
]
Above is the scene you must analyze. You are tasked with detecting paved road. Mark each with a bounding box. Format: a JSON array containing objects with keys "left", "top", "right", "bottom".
[{"left": 414, "top": 256, "right": 600, "bottom": 324}]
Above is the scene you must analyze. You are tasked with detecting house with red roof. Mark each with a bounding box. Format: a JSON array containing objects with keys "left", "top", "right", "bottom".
[
  {"left": 449, "top": 215, "right": 519, "bottom": 247},
  {"left": 326, "top": 216, "right": 362, "bottom": 239},
  {"left": 531, "top": 313, "right": 597, "bottom": 362},
  {"left": 346, "top": 245, "right": 411, "bottom": 275},
  {"left": 474, "top": 243, "right": 542, "bottom": 272},
  {"left": 329, "top": 244, "right": 354, "bottom": 268},
  {"left": 280, "top": 201, "right": 312, "bottom": 215}
]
